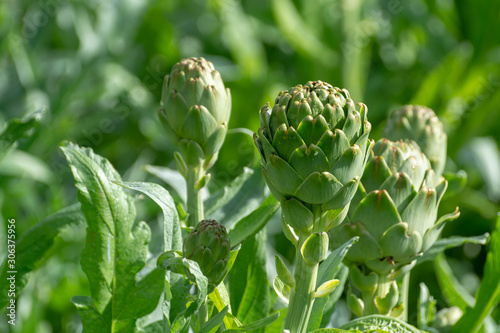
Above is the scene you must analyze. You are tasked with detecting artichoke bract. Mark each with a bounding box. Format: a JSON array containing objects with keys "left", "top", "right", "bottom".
[
  {"left": 183, "top": 219, "right": 231, "bottom": 287},
  {"left": 383, "top": 105, "right": 447, "bottom": 178},
  {"left": 255, "top": 80, "right": 373, "bottom": 233},
  {"left": 159, "top": 57, "right": 231, "bottom": 167},
  {"left": 332, "top": 139, "right": 459, "bottom": 316}
]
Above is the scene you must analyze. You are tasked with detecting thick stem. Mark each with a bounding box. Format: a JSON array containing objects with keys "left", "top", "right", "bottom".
[
  {"left": 285, "top": 232, "right": 319, "bottom": 333},
  {"left": 186, "top": 166, "right": 204, "bottom": 227}
]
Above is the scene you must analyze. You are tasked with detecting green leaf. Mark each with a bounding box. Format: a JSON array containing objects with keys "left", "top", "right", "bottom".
[
  {"left": 227, "top": 195, "right": 279, "bottom": 246},
  {"left": 0, "top": 204, "right": 85, "bottom": 310},
  {"left": 317, "top": 237, "right": 358, "bottom": 286},
  {"left": 113, "top": 180, "right": 182, "bottom": 252},
  {"left": 0, "top": 108, "right": 45, "bottom": 163},
  {"left": 210, "top": 167, "right": 268, "bottom": 228},
  {"left": 199, "top": 306, "right": 228, "bottom": 333},
  {"left": 270, "top": 0, "right": 336, "bottom": 66},
  {"left": 61, "top": 142, "right": 163, "bottom": 332},
  {"left": 417, "top": 283, "right": 436, "bottom": 330},
  {"left": 158, "top": 255, "right": 208, "bottom": 317},
  {"left": 340, "top": 314, "right": 423, "bottom": 332},
  {"left": 275, "top": 255, "right": 295, "bottom": 288},
  {"left": 209, "top": 283, "right": 242, "bottom": 329},
  {"left": 320, "top": 265, "right": 350, "bottom": 328},
  {"left": 417, "top": 233, "right": 489, "bottom": 264},
  {"left": 307, "top": 237, "right": 358, "bottom": 331},
  {"left": 452, "top": 214, "right": 500, "bottom": 333},
  {"left": 143, "top": 164, "right": 187, "bottom": 203},
  {"left": 434, "top": 254, "right": 475, "bottom": 310},
  {"left": 229, "top": 230, "right": 270, "bottom": 332},
  {"left": 224, "top": 311, "right": 280, "bottom": 333},
  {"left": 273, "top": 277, "right": 291, "bottom": 304},
  {"left": 205, "top": 167, "right": 254, "bottom": 215}
]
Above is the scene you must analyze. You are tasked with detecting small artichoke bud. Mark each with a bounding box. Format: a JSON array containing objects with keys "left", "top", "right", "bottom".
[
  {"left": 383, "top": 105, "right": 447, "bottom": 178},
  {"left": 255, "top": 81, "right": 372, "bottom": 234},
  {"left": 432, "top": 306, "right": 463, "bottom": 332},
  {"left": 159, "top": 57, "right": 231, "bottom": 167},
  {"left": 183, "top": 219, "right": 231, "bottom": 286}
]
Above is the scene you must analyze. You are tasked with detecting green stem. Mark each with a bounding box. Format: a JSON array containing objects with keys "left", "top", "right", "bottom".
[
  {"left": 401, "top": 272, "right": 410, "bottom": 321},
  {"left": 186, "top": 166, "right": 204, "bottom": 227},
  {"left": 285, "top": 232, "right": 319, "bottom": 333}
]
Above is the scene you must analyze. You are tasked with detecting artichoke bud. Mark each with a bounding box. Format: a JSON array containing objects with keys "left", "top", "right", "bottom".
[
  {"left": 255, "top": 81, "right": 372, "bottom": 233},
  {"left": 432, "top": 306, "right": 463, "bottom": 332},
  {"left": 301, "top": 232, "right": 329, "bottom": 265},
  {"left": 332, "top": 139, "right": 457, "bottom": 277},
  {"left": 160, "top": 57, "right": 231, "bottom": 168},
  {"left": 383, "top": 105, "right": 447, "bottom": 178},
  {"left": 183, "top": 219, "right": 231, "bottom": 286}
]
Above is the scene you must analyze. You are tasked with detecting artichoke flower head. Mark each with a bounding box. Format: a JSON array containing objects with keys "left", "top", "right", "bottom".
[
  {"left": 183, "top": 219, "right": 231, "bottom": 287},
  {"left": 159, "top": 57, "right": 231, "bottom": 167},
  {"left": 255, "top": 81, "right": 373, "bottom": 233},
  {"left": 332, "top": 139, "right": 459, "bottom": 276}
]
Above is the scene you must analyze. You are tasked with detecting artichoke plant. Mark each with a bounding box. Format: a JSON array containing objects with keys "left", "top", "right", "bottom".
[
  {"left": 255, "top": 81, "right": 372, "bottom": 333},
  {"left": 159, "top": 57, "right": 231, "bottom": 227},
  {"left": 183, "top": 219, "right": 231, "bottom": 287},
  {"left": 383, "top": 105, "right": 447, "bottom": 178},
  {"left": 332, "top": 139, "right": 459, "bottom": 316}
]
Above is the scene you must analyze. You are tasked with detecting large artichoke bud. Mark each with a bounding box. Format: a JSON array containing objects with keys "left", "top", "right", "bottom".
[
  {"left": 383, "top": 105, "right": 447, "bottom": 178},
  {"left": 183, "top": 219, "right": 231, "bottom": 287},
  {"left": 254, "top": 81, "right": 373, "bottom": 235},
  {"left": 332, "top": 139, "right": 459, "bottom": 316},
  {"left": 159, "top": 57, "right": 231, "bottom": 167}
]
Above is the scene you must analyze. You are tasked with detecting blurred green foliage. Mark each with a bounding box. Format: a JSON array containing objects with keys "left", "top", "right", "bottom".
[{"left": 1, "top": 0, "right": 500, "bottom": 331}]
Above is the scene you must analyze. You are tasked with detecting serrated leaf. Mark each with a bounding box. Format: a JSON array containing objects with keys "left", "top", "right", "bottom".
[
  {"left": 452, "top": 214, "right": 500, "bottom": 333},
  {"left": 340, "top": 314, "right": 422, "bottom": 332},
  {"left": 158, "top": 256, "right": 208, "bottom": 318},
  {"left": 0, "top": 204, "right": 84, "bottom": 310},
  {"left": 61, "top": 142, "right": 163, "bottom": 332},
  {"left": 227, "top": 195, "right": 279, "bottom": 246},
  {"left": 113, "top": 181, "right": 182, "bottom": 253}
]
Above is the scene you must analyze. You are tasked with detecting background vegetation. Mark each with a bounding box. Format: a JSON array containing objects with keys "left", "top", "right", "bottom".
[{"left": 1, "top": 0, "right": 499, "bottom": 331}]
